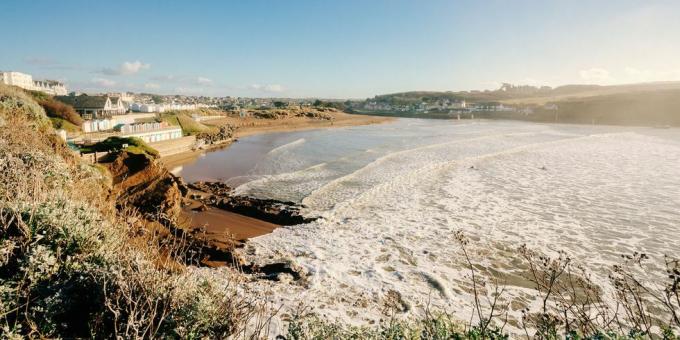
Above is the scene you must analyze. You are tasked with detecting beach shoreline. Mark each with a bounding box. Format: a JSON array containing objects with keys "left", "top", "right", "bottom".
[
  {"left": 168, "top": 112, "right": 393, "bottom": 241},
  {"left": 161, "top": 112, "right": 393, "bottom": 170}
]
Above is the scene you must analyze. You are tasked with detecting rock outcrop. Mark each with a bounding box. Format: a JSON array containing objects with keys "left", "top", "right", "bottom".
[
  {"left": 196, "top": 123, "right": 236, "bottom": 145},
  {"left": 188, "top": 181, "right": 317, "bottom": 225},
  {"left": 234, "top": 107, "right": 336, "bottom": 121},
  {"left": 106, "top": 151, "right": 184, "bottom": 221}
]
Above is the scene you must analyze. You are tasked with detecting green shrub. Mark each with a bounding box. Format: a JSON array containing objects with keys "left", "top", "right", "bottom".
[
  {"left": 159, "top": 112, "right": 180, "bottom": 126},
  {"left": 284, "top": 311, "right": 508, "bottom": 340},
  {"left": 177, "top": 112, "right": 216, "bottom": 135},
  {"left": 26, "top": 89, "right": 51, "bottom": 102},
  {"left": 0, "top": 84, "right": 50, "bottom": 128},
  {"left": 82, "top": 136, "right": 159, "bottom": 158}
]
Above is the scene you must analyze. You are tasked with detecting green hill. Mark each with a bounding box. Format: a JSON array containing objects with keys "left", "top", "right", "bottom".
[{"left": 358, "top": 82, "right": 680, "bottom": 126}]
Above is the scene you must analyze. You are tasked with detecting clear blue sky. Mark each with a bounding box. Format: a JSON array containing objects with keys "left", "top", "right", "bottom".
[{"left": 2, "top": 0, "right": 679, "bottom": 98}]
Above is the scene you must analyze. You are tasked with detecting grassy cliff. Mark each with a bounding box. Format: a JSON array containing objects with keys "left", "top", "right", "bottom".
[{"left": 0, "top": 84, "right": 257, "bottom": 338}]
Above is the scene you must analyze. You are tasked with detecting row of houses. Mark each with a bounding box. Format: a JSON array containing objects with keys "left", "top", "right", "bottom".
[
  {"left": 121, "top": 124, "right": 183, "bottom": 144},
  {"left": 120, "top": 121, "right": 166, "bottom": 134},
  {"left": 363, "top": 100, "right": 469, "bottom": 112},
  {"left": 81, "top": 113, "right": 156, "bottom": 133},
  {"left": 0, "top": 71, "right": 67, "bottom": 95},
  {"left": 80, "top": 115, "right": 182, "bottom": 144},
  {"left": 360, "top": 100, "right": 553, "bottom": 114},
  {"left": 129, "top": 102, "right": 211, "bottom": 113}
]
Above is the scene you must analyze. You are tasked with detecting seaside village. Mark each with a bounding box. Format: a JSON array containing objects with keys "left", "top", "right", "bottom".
[
  {"left": 1, "top": 71, "right": 214, "bottom": 160},
  {"left": 0, "top": 70, "right": 318, "bottom": 161},
  {"left": 1, "top": 70, "right": 547, "bottom": 160}
]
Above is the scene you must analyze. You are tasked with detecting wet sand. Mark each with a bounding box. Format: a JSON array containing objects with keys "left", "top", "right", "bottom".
[
  {"left": 161, "top": 112, "right": 392, "bottom": 170},
  {"left": 167, "top": 112, "right": 391, "bottom": 241},
  {"left": 225, "top": 111, "right": 392, "bottom": 138},
  {"left": 182, "top": 202, "right": 280, "bottom": 242}
]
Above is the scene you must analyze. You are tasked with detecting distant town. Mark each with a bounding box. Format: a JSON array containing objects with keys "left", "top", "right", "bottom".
[
  {"left": 3, "top": 69, "right": 680, "bottom": 156},
  {"left": 0, "top": 70, "right": 359, "bottom": 161},
  {"left": 0, "top": 70, "right": 574, "bottom": 128}
]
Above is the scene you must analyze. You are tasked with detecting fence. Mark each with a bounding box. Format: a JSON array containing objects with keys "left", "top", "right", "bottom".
[{"left": 79, "top": 151, "right": 110, "bottom": 164}]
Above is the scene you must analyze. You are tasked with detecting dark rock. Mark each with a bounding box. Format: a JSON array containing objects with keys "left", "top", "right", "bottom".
[
  {"left": 255, "top": 262, "right": 301, "bottom": 281},
  {"left": 189, "top": 180, "right": 316, "bottom": 226},
  {"left": 196, "top": 124, "right": 236, "bottom": 145},
  {"left": 173, "top": 174, "right": 191, "bottom": 197},
  {"left": 216, "top": 195, "right": 316, "bottom": 225},
  {"left": 189, "top": 181, "right": 233, "bottom": 196},
  {"left": 193, "top": 203, "right": 208, "bottom": 212}
]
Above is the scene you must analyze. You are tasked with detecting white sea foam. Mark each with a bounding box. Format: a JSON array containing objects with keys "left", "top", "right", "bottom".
[
  {"left": 223, "top": 120, "right": 680, "bottom": 333},
  {"left": 267, "top": 137, "right": 307, "bottom": 154},
  {"left": 169, "top": 165, "right": 182, "bottom": 174}
]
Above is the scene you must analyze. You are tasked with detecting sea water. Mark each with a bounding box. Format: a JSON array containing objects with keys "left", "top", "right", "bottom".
[{"left": 176, "top": 119, "right": 680, "bottom": 330}]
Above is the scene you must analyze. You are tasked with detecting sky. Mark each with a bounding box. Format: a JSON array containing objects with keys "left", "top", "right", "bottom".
[{"left": 1, "top": 0, "right": 680, "bottom": 98}]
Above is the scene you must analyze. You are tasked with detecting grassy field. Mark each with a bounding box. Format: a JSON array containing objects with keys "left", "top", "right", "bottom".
[
  {"left": 160, "top": 111, "right": 217, "bottom": 135},
  {"left": 49, "top": 117, "right": 81, "bottom": 132}
]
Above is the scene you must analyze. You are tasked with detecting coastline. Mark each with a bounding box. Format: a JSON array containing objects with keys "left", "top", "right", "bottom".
[
  {"left": 161, "top": 112, "right": 393, "bottom": 170},
  {"left": 166, "top": 112, "right": 393, "bottom": 242}
]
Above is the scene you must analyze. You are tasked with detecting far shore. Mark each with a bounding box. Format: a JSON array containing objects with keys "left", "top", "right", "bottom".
[{"left": 161, "top": 111, "right": 393, "bottom": 170}]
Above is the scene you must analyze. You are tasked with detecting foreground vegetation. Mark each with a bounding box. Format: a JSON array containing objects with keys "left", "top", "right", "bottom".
[
  {"left": 1, "top": 84, "right": 678, "bottom": 338},
  {"left": 27, "top": 89, "right": 83, "bottom": 131},
  {"left": 280, "top": 232, "right": 679, "bottom": 339},
  {"left": 1, "top": 84, "right": 264, "bottom": 338}
]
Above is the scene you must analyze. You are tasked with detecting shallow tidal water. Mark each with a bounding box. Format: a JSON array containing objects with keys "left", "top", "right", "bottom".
[{"left": 176, "top": 118, "right": 680, "bottom": 330}]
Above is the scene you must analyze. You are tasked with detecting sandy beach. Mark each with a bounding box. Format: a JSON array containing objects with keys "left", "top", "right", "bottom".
[
  {"left": 182, "top": 203, "right": 279, "bottom": 242},
  {"left": 170, "top": 112, "right": 392, "bottom": 242},
  {"left": 161, "top": 112, "right": 392, "bottom": 169}
]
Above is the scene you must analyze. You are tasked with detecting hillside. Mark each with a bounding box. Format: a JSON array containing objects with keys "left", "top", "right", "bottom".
[
  {"left": 490, "top": 89, "right": 680, "bottom": 125},
  {"left": 502, "top": 81, "right": 680, "bottom": 105},
  {"left": 370, "top": 81, "right": 680, "bottom": 105},
  {"left": 355, "top": 82, "right": 680, "bottom": 126},
  {"left": 0, "top": 84, "right": 258, "bottom": 338}
]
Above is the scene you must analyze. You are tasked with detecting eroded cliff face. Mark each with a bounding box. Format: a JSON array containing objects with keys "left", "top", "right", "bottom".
[
  {"left": 106, "top": 151, "right": 184, "bottom": 221},
  {"left": 103, "top": 152, "right": 309, "bottom": 279}
]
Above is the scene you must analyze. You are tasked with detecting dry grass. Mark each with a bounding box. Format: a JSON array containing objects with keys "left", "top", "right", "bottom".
[{"left": 0, "top": 84, "right": 267, "bottom": 338}]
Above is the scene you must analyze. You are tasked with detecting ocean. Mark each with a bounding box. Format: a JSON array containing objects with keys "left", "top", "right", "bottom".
[{"left": 175, "top": 118, "right": 680, "bottom": 330}]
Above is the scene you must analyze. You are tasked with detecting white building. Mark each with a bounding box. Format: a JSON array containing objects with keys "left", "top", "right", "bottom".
[
  {"left": 0, "top": 71, "right": 67, "bottom": 95},
  {"left": 81, "top": 112, "right": 156, "bottom": 133},
  {"left": 131, "top": 102, "right": 200, "bottom": 113},
  {"left": 122, "top": 125, "right": 183, "bottom": 143},
  {"left": 108, "top": 92, "right": 134, "bottom": 104},
  {"left": 33, "top": 79, "right": 67, "bottom": 95},
  {"left": 0, "top": 71, "right": 34, "bottom": 89}
]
